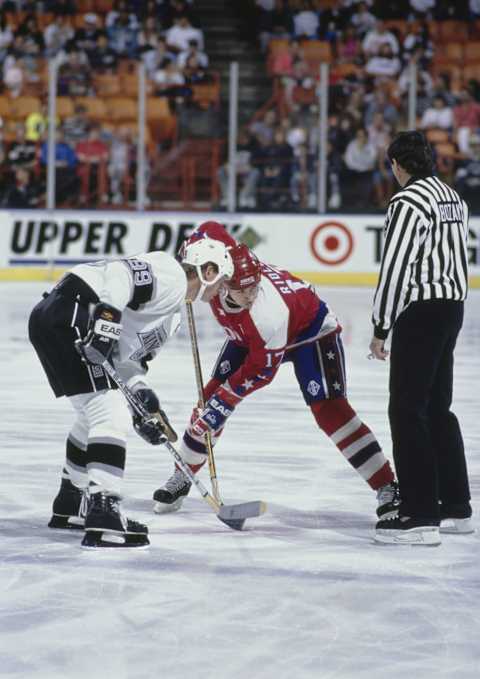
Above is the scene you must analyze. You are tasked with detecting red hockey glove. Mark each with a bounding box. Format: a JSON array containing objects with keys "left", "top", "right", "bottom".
[{"left": 191, "top": 385, "right": 241, "bottom": 437}]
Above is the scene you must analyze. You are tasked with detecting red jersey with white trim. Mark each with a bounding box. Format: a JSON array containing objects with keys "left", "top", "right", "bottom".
[{"left": 210, "top": 262, "right": 337, "bottom": 399}]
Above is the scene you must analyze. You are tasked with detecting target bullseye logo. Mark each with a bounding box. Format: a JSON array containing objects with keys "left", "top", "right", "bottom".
[{"left": 310, "top": 221, "right": 354, "bottom": 265}]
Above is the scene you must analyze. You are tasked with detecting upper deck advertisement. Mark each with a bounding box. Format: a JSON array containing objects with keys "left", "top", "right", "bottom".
[{"left": 1, "top": 210, "right": 479, "bottom": 287}]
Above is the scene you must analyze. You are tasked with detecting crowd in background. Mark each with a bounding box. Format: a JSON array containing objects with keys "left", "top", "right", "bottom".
[
  {"left": 0, "top": 0, "right": 211, "bottom": 208},
  {"left": 1, "top": 0, "right": 480, "bottom": 213},
  {"left": 229, "top": 0, "right": 480, "bottom": 212}
]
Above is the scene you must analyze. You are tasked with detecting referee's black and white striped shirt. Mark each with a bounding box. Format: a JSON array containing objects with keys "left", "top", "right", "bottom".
[{"left": 372, "top": 175, "right": 469, "bottom": 339}]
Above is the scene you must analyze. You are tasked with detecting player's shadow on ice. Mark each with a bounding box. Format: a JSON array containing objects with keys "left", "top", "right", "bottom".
[{"left": 264, "top": 503, "right": 372, "bottom": 531}]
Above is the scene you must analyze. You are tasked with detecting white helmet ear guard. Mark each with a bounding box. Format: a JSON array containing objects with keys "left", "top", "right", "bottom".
[{"left": 182, "top": 238, "right": 234, "bottom": 289}]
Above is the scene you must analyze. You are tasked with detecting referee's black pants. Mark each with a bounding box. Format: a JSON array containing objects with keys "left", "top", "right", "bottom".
[{"left": 389, "top": 299, "right": 470, "bottom": 522}]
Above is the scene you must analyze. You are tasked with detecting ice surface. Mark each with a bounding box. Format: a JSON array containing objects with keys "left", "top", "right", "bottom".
[{"left": 0, "top": 283, "right": 478, "bottom": 679}]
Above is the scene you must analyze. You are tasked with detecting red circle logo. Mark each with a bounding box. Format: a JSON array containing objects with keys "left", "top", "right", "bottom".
[{"left": 310, "top": 221, "right": 354, "bottom": 266}]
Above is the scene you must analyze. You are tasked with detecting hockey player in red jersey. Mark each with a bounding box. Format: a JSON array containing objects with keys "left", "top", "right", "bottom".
[{"left": 154, "top": 222, "right": 399, "bottom": 519}]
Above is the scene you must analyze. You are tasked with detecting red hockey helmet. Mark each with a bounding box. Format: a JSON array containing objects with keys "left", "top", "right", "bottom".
[{"left": 227, "top": 243, "right": 261, "bottom": 290}]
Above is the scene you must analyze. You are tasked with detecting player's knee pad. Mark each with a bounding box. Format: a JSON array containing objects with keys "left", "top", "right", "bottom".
[
  {"left": 82, "top": 390, "right": 130, "bottom": 446},
  {"left": 311, "top": 397, "right": 357, "bottom": 437}
]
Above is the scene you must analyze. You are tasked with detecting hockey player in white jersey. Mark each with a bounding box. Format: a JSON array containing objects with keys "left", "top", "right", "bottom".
[{"left": 29, "top": 239, "right": 233, "bottom": 549}]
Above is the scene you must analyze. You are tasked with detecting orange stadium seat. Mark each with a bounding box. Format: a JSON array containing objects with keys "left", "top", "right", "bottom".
[
  {"left": 439, "top": 20, "right": 469, "bottom": 43},
  {"left": 0, "top": 96, "right": 13, "bottom": 118},
  {"left": 425, "top": 128, "right": 450, "bottom": 145},
  {"left": 432, "top": 42, "right": 464, "bottom": 65},
  {"left": 56, "top": 97, "right": 75, "bottom": 119},
  {"left": 464, "top": 42, "right": 480, "bottom": 64},
  {"left": 78, "top": 0, "right": 96, "bottom": 11},
  {"left": 106, "top": 97, "right": 137, "bottom": 121},
  {"left": 93, "top": 73, "right": 122, "bottom": 97},
  {"left": 95, "top": 0, "right": 114, "bottom": 13},
  {"left": 301, "top": 40, "right": 332, "bottom": 66},
  {"left": 10, "top": 96, "right": 41, "bottom": 120},
  {"left": 74, "top": 96, "right": 109, "bottom": 121},
  {"left": 463, "top": 64, "right": 480, "bottom": 81}
]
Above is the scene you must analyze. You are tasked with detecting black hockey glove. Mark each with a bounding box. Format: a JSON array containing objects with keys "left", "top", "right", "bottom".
[
  {"left": 76, "top": 302, "right": 122, "bottom": 366},
  {"left": 132, "top": 388, "right": 178, "bottom": 445}
]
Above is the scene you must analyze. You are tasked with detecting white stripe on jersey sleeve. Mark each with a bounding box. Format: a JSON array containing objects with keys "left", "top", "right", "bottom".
[{"left": 250, "top": 276, "right": 289, "bottom": 350}]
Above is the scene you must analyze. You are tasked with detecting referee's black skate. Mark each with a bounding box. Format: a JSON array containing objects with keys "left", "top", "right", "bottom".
[
  {"left": 48, "top": 478, "right": 87, "bottom": 530},
  {"left": 376, "top": 480, "right": 400, "bottom": 519},
  {"left": 81, "top": 492, "right": 149, "bottom": 549},
  {"left": 153, "top": 468, "right": 191, "bottom": 513}
]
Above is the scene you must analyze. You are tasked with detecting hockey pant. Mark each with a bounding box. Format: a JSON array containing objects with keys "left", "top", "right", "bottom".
[
  {"left": 181, "top": 332, "right": 393, "bottom": 490},
  {"left": 61, "top": 389, "right": 130, "bottom": 496}
]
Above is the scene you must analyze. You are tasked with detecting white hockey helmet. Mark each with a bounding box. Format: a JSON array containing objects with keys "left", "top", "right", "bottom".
[{"left": 182, "top": 237, "right": 234, "bottom": 292}]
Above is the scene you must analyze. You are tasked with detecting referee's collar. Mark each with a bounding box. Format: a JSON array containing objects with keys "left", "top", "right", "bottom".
[{"left": 404, "top": 174, "right": 431, "bottom": 187}]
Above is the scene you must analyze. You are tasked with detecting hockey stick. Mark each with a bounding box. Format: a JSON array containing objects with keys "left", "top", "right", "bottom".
[
  {"left": 96, "top": 356, "right": 266, "bottom": 530},
  {"left": 185, "top": 299, "right": 222, "bottom": 503}
]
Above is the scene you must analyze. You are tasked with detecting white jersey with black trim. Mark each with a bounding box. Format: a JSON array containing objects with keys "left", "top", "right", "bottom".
[{"left": 71, "top": 251, "right": 186, "bottom": 383}]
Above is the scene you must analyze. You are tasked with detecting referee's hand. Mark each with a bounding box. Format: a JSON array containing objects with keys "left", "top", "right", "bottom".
[{"left": 368, "top": 336, "right": 389, "bottom": 361}]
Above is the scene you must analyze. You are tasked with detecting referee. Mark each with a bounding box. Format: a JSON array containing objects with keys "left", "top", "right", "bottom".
[{"left": 369, "top": 131, "right": 473, "bottom": 545}]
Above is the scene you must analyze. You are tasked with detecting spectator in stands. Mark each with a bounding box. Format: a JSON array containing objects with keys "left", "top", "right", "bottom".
[
  {"left": 178, "top": 39, "right": 209, "bottom": 83},
  {"left": 152, "top": 56, "right": 191, "bottom": 106},
  {"left": 344, "top": 86, "right": 367, "bottom": 127},
  {"left": 107, "top": 8, "right": 139, "bottom": 58},
  {"left": 89, "top": 31, "right": 118, "bottom": 73},
  {"left": 365, "top": 43, "right": 401, "bottom": 78},
  {"left": 3, "top": 50, "right": 23, "bottom": 98},
  {"left": 469, "top": 0, "right": 480, "bottom": 20},
  {"left": 58, "top": 48, "right": 92, "bottom": 96},
  {"left": 397, "top": 49, "right": 433, "bottom": 110},
  {"left": 166, "top": 15, "right": 204, "bottom": 53},
  {"left": 217, "top": 127, "right": 260, "bottom": 209},
  {"left": 257, "top": 0, "right": 293, "bottom": 52},
  {"left": 0, "top": 14, "right": 14, "bottom": 63},
  {"left": 7, "top": 123, "right": 36, "bottom": 170},
  {"left": 455, "top": 133, "right": 480, "bottom": 211},
  {"left": 1, "top": 167, "right": 40, "bottom": 208},
  {"left": 364, "top": 89, "right": 399, "bottom": 128},
  {"left": 143, "top": 36, "right": 175, "bottom": 79},
  {"left": 106, "top": 0, "right": 140, "bottom": 31},
  {"left": 25, "top": 100, "right": 50, "bottom": 142},
  {"left": 420, "top": 94, "right": 454, "bottom": 130},
  {"left": 255, "top": 127, "right": 294, "bottom": 210},
  {"left": 342, "top": 126, "right": 377, "bottom": 209},
  {"left": 249, "top": 109, "right": 277, "bottom": 146},
  {"left": 407, "top": 0, "right": 435, "bottom": 19},
  {"left": 44, "top": 14, "right": 74, "bottom": 57},
  {"left": 402, "top": 20, "right": 433, "bottom": 68},
  {"left": 39, "top": 129, "right": 79, "bottom": 205},
  {"left": 73, "top": 13, "right": 102, "bottom": 60},
  {"left": 336, "top": 27, "right": 362, "bottom": 63},
  {"left": 430, "top": 71, "right": 457, "bottom": 108},
  {"left": 62, "top": 103, "right": 90, "bottom": 147},
  {"left": 351, "top": 1, "right": 377, "bottom": 38},
  {"left": 76, "top": 125, "right": 109, "bottom": 205},
  {"left": 108, "top": 126, "right": 132, "bottom": 205},
  {"left": 454, "top": 90, "right": 480, "bottom": 154},
  {"left": 137, "top": 16, "right": 162, "bottom": 55},
  {"left": 362, "top": 20, "right": 399, "bottom": 57},
  {"left": 163, "top": 0, "right": 198, "bottom": 28},
  {"left": 292, "top": 0, "right": 320, "bottom": 40}
]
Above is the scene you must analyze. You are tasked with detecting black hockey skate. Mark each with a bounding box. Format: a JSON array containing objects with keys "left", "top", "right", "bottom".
[
  {"left": 153, "top": 468, "right": 192, "bottom": 514},
  {"left": 48, "top": 478, "right": 87, "bottom": 530},
  {"left": 376, "top": 481, "right": 401, "bottom": 520},
  {"left": 81, "top": 492, "right": 149, "bottom": 549}
]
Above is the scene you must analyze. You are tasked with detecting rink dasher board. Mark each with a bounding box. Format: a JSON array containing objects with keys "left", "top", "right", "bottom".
[{"left": 0, "top": 209, "right": 479, "bottom": 287}]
